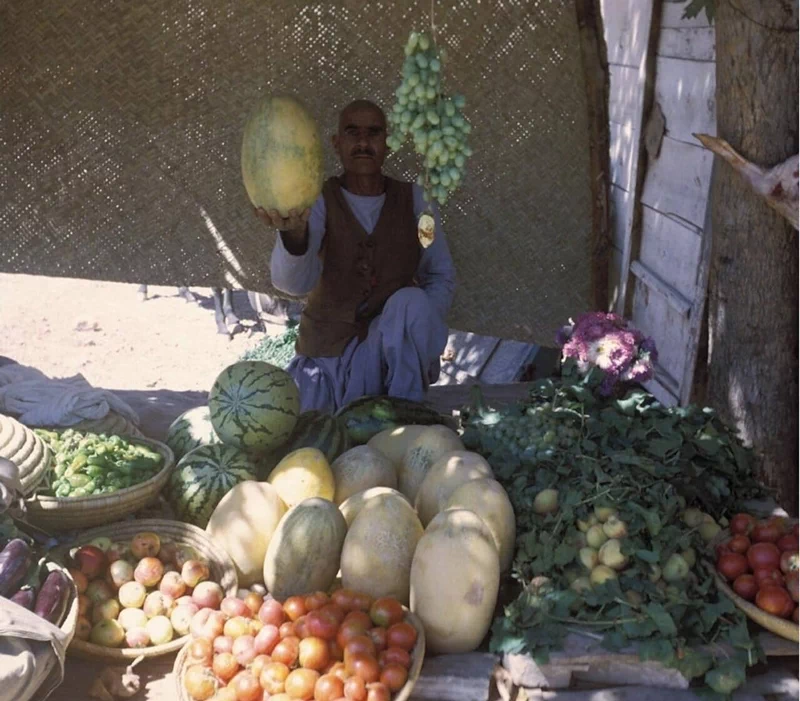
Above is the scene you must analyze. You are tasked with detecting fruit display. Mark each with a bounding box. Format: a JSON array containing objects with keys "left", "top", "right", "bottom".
[
  {"left": 64, "top": 529, "right": 229, "bottom": 651},
  {"left": 167, "top": 444, "right": 259, "bottom": 529},
  {"left": 460, "top": 376, "right": 781, "bottom": 695},
  {"left": 397, "top": 425, "right": 464, "bottom": 503},
  {"left": 713, "top": 514, "right": 798, "bottom": 627},
  {"left": 335, "top": 396, "right": 446, "bottom": 446},
  {"left": 266, "top": 448, "right": 336, "bottom": 508},
  {"left": 166, "top": 406, "right": 222, "bottom": 462},
  {"left": 330, "top": 446, "right": 397, "bottom": 505},
  {"left": 241, "top": 94, "right": 325, "bottom": 218},
  {"left": 34, "top": 428, "right": 164, "bottom": 498},
  {"left": 177, "top": 585, "right": 421, "bottom": 701},
  {"left": 386, "top": 30, "right": 473, "bottom": 208}
]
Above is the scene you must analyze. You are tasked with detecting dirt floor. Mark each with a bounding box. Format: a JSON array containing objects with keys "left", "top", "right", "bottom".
[{"left": 0, "top": 273, "right": 277, "bottom": 393}]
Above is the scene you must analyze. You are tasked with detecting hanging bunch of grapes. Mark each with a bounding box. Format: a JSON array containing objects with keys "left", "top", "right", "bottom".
[{"left": 387, "top": 30, "right": 473, "bottom": 213}]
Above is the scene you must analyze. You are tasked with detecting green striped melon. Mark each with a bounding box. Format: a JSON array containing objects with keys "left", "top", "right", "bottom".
[
  {"left": 165, "top": 406, "right": 221, "bottom": 461},
  {"left": 167, "top": 444, "right": 258, "bottom": 528},
  {"left": 208, "top": 361, "right": 300, "bottom": 455},
  {"left": 241, "top": 94, "right": 324, "bottom": 217},
  {"left": 257, "top": 410, "right": 350, "bottom": 478}
]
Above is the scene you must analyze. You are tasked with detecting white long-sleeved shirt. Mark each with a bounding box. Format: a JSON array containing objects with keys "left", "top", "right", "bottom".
[{"left": 270, "top": 183, "right": 456, "bottom": 321}]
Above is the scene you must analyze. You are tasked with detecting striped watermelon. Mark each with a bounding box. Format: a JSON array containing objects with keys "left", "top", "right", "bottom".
[
  {"left": 167, "top": 444, "right": 258, "bottom": 528},
  {"left": 208, "top": 361, "right": 300, "bottom": 454},
  {"left": 165, "top": 406, "right": 221, "bottom": 461},
  {"left": 257, "top": 411, "right": 351, "bottom": 478}
]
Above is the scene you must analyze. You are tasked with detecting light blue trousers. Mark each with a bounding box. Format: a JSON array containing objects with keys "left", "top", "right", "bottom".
[{"left": 287, "top": 287, "right": 448, "bottom": 413}]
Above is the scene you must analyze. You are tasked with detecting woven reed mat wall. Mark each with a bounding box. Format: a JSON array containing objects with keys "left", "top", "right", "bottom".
[{"left": 0, "top": 0, "right": 597, "bottom": 345}]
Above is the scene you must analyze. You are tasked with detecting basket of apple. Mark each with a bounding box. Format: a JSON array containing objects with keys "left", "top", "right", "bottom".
[{"left": 58, "top": 518, "right": 238, "bottom": 661}]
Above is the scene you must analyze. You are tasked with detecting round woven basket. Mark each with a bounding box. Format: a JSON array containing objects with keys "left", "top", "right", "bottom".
[
  {"left": 0, "top": 413, "right": 52, "bottom": 496},
  {"left": 707, "top": 521, "right": 799, "bottom": 642},
  {"left": 23, "top": 436, "right": 175, "bottom": 531},
  {"left": 172, "top": 607, "right": 426, "bottom": 701},
  {"left": 60, "top": 518, "right": 238, "bottom": 661}
]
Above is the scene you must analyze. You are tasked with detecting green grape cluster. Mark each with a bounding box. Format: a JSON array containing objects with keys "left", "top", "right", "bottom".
[{"left": 386, "top": 30, "right": 473, "bottom": 207}]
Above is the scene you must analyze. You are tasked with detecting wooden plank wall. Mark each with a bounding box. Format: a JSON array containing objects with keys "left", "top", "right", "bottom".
[{"left": 602, "top": 0, "right": 716, "bottom": 405}]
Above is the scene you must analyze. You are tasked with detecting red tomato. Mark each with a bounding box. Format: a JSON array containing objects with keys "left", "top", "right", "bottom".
[
  {"left": 386, "top": 623, "right": 417, "bottom": 652},
  {"left": 284, "top": 668, "right": 319, "bottom": 700},
  {"left": 366, "top": 681, "right": 391, "bottom": 701},
  {"left": 751, "top": 521, "right": 781, "bottom": 544},
  {"left": 780, "top": 551, "right": 799, "bottom": 574},
  {"left": 753, "top": 567, "right": 785, "bottom": 589},
  {"left": 314, "top": 673, "right": 345, "bottom": 701},
  {"left": 776, "top": 534, "right": 799, "bottom": 553},
  {"left": 299, "top": 636, "right": 330, "bottom": 672},
  {"left": 306, "top": 610, "right": 339, "bottom": 641},
  {"left": 294, "top": 615, "right": 310, "bottom": 640},
  {"left": 343, "top": 675, "right": 367, "bottom": 701},
  {"left": 319, "top": 603, "right": 346, "bottom": 626},
  {"left": 283, "top": 596, "right": 308, "bottom": 622},
  {"left": 367, "top": 627, "right": 387, "bottom": 654},
  {"left": 730, "top": 513, "right": 756, "bottom": 536},
  {"left": 350, "top": 591, "right": 374, "bottom": 613},
  {"left": 304, "top": 591, "right": 330, "bottom": 612},
  {"left": 732, "top": 574, "right": 758, "bottom": 601},
  {"left": 336, "top": 618, "right": 372, "bottom": 651},
  {"left": 726, "top": 535, "right": 751, "bottom": 554},
  {"left": 379, "top": 662, "right": 408, "bottom": 692},
  {"left": 378, "top": 647, "right": 411, "bottom": 669},
  {"left": 328, "top": 638, "right": 344, "bottom": 663},
  {"left": 786, "top": 570, "right": 799, "bottom": 603},
  {"left": 747, "top": 542, "right": 781, "bottom": 571},
  {"left": 716, "top": 552, "right": 749, "bottom": 582},
  {"left": 369, "top": 598, "right": 405, "bottom": 628},
  {"left": 344, "top": 611, "right": 373, "bottom": 630},
  {"left": 331, "top": 589, "right": 358, "bottom": 612},
  {"left": 271, "top": 636, "right": 300, "bottom": 668},
  {"left": 232, "top": 671, "right": 262, "bottom": 701},
  {"left": 756, "top": 585, "right": 794, "bottom": 618},
  {"left": 346, "top": 653, "right": 381, "bottom": 684}
]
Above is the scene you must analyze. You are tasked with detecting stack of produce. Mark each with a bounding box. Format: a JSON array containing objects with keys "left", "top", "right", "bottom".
[
  {"left": 459, "top": 375, "right": 781, "bottom": 695},
  {"left": 64, "top": 529, "right": 228, "bottom": 650},
  {"left": 179, "top": 586, "right": 419, "bottom": 701},
  {"left": 0, "top": 516, "right": 73, "bottom": 627},
  {"left": 34, "top": 429, "right": 164, "bottom": 498},
  {"left": 199, "top": 394, "right": 515, "bottom": 662}
]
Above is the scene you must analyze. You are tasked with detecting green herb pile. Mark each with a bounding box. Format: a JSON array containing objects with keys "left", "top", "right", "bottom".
[
  {"left": 460, "top": 367, "right": 774, "bottom": 697},
  {"left": 239, "top": 322, "right": 299, "bottom": 369}
]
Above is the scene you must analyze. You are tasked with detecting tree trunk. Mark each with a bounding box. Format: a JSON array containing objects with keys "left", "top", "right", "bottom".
[{"left": 708, "top": 0, "right": 799, "bottom": 513}]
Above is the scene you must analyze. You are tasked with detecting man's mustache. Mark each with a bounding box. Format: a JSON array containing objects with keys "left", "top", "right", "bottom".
[{"left": 351, "top": 149, "right": 375, "bottom": 157}]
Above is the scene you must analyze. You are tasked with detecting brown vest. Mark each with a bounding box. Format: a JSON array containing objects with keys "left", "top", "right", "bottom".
[{"left": 295, "top": 175, "right": 421, "bottom": 358}]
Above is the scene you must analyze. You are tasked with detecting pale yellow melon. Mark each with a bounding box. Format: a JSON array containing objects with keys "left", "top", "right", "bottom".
[
  {"left": 241, "top": 94, "right": 324, "bottom": 217},
  {"left": 340, "top": 493, "right": 423, "bottom": 605},
  {"left": 367, "top": 425, "right": 429, "bottom": 467},
  {"left": 338, "top": 487, "right": 410, "bottom": 528},
  {"left": 410, "top": 509, "right": 500, "bottom": 654},
  {"left": 267, "top": 447, "right": 334, "bottom": 507},
  {"left": 398, "top": 425, "right": 464, "bottom": 503},
  {"left": 205, "top": 481, "right": 287, "bottom": 587},
  {"left": 330, "top": 445, "right": 397, "bottom": 505},
  {"left": 414, "top": 450, "right": 493, "bottom": 527},
  {"left": 443, "top": 478, "right": 516, "bottom": 572},
  {"left": 263, "top": 497, "right": 347, "bottom": 600}
]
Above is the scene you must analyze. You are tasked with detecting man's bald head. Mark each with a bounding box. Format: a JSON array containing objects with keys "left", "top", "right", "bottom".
[
  {"left": 333, "top": 99, "right": 388, "bottom": 177},
  {"left": 338, "top": 100, "right": 387, "bottom": 132}
]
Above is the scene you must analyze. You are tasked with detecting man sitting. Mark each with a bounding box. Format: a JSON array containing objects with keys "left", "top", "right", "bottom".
[{"left": 256, "top": 99, "right": 456, "bottom": 412}]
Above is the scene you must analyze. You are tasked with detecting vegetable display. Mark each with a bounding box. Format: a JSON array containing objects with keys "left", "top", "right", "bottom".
[
  {"left": 33, "top": 429, "right": 163, "bottom": 498},
  {"left": 460, "top": 373, "right": 775, "bottom": 695}
]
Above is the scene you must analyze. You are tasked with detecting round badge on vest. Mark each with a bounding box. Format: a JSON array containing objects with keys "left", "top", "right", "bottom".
[{"left": 418, "top": 212, "right": 435, "bottom": 248}]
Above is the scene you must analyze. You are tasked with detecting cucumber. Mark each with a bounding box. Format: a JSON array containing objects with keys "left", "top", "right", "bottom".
[{"left": 335, "top": 395, "right": 446, "bottom": 445}]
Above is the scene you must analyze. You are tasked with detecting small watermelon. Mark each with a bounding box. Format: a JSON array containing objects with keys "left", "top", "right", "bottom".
[
  {"left": 167, "top": 444, "right": 258, "bottom": 528},
  {"left": 165, "top": 406, "right": 221, "bottom": 461},
  {"left": 208, "top": 361, "right": 300, "bottom": 454},
  {"left": 257, "top": 411, "right": 351, "bottom": 478}
]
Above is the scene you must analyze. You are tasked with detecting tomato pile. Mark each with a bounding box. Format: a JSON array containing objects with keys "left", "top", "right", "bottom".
[
  {"left": 715, "top": 514, "right": 798, "bottom": 622},
  {"left": 182, "top": 587, "right": 417, "bottom": 701}
]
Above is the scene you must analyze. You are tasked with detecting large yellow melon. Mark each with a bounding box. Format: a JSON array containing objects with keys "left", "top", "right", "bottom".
[
  {"left": 414, "top": 450, "right": 493, "bottom": 527},
  {"left": 340, "top": 493, "right": 424, "bottom": 605},
  {"left": 263, "top": 497, "right": 347, "bottom": 600},
  {"left": 338, "top": 486, "right": 410, "bottom": 528},
  {"left": 330, "top": 445, "right": 397, "bottom": 505},
  {"left": 205, "top": 481, "right": 287, "bottom": 587},
  {"left": 241, "top": 94, "right": 324, "bottom": 217},
  {"left": 267, "top": 447, "right": 335, "bottom": 507},
  {"left": 367, "top": 425, "right": 429, "bottom": 467},
  {"left": 443, "top": 478, "right": 516, "bottom": 572},
  {"left": 397, "top": 425, "right": 464, "bottom": 504},
  {"left": 410, "top": 509, "right": 500, "bottom": 654}
]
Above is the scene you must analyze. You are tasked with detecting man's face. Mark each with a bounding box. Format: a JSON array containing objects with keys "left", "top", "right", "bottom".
[{"left": 333, "top": 103, "right": 387, "bottom": 177}]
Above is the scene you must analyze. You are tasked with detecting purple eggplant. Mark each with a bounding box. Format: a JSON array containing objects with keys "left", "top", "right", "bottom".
[
  {"left": 0, "top": 538, "right": 32, "bottom": 598},
  {"left": 34, "top": 570, "right": 71, "bottom": 625},
  {"left": 9, "top": 587, "right": 36, "bottom": 610}
]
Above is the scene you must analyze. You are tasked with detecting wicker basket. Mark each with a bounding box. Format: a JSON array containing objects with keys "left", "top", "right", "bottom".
[
  {"left": 707, "top": 522, "right": 799, "bottom": 642},
  {"left": 23, "top": 436, "right": 175, "bottom": 531},
  {"left": 59, "top": 518, "right": 238, "bottom": 661},
  {"left": 0, "top": 413, "right": 53, "bottom": 496},
  {"left": 173, "top": 607, "right": 426, "bottom": 701}
]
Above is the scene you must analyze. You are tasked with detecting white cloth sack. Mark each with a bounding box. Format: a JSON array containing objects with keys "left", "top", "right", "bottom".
[
  {"left": 0, "top": 363, "right": 139, "bottom": 427},
  {"left": 0, "top": 598, "right": 71, "bottom": 701}
]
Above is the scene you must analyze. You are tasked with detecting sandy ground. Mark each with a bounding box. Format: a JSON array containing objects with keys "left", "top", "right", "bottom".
[{"left": 0, "top": 273, "right": 280, "bottom": 392}]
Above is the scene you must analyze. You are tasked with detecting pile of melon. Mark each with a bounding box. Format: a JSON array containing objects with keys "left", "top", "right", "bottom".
[{"left": 203, "top": 419, "right": 515, "bottom": 656}]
